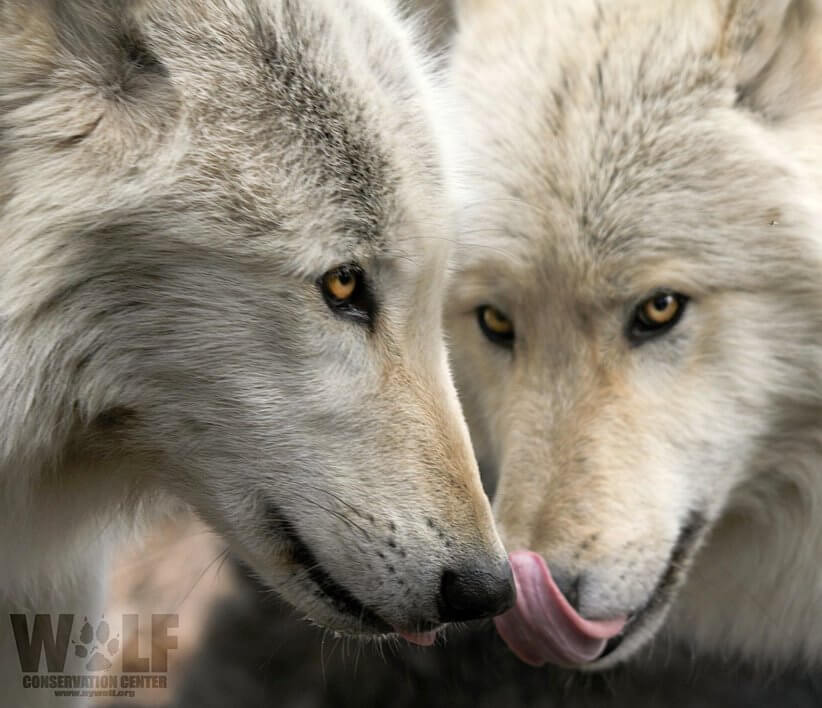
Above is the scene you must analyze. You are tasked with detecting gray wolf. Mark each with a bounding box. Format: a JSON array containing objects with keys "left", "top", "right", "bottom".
[
  {"left": 446, "top": 0, "right": 822, "bottom": 670},
  {"left": 0, "top": 0, "right": 513, "bottom": 700}
]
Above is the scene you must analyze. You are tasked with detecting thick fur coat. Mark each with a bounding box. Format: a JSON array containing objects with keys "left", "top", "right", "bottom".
[{"left": 0, "top": 1, "right": 510, "bottom": 704}]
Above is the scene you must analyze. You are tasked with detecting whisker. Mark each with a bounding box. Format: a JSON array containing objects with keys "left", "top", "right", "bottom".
[{"left": 174, "top": 546, "right": 230, "bottom": 612}]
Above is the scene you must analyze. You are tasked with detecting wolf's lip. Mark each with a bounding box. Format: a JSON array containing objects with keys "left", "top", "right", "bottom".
[
  {"left": 265, "top": 502, "right": 391, "bottom": 633},
  {"left": 494, "top": 551, "right": 626, "bottom": 667},
  {"left": 598, "top": 510, "right": 708, "bottom": 661},
  {"left": 266, "top": 504, "right": 450, "bottom": 645}
]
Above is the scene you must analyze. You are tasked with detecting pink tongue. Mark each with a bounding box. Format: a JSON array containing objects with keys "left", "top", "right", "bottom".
[
  {"left": 494, "top": 550, "right": 626, "bottom": 667},
  {"left": 397, "top": 630, "right": 438, "bottom": 647}
]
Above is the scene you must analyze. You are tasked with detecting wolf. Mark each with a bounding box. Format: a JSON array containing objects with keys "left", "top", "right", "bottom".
[
  {"left": 0, "top": 0, "right": 515, "bottom": 700},
  {"left": 446, "top": 0, "right": 822, "bottom": 671}
]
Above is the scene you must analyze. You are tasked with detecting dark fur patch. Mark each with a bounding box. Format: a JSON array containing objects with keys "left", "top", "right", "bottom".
[
  {"left": 93, "top": 406, "right": 136, "bottom": 429},
  {"left": 124, "top": 35, "right": 168, "bottom": 78},
  {"left": 57, "top": 115, "right": 103, "bottom": 148}
]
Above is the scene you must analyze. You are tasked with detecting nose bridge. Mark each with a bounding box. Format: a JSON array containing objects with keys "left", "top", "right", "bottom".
[
  {"left": 389, "top": 350, "right": 504, "bottom": 557},
  {"left": 507, "top": 319, "right": 596, "bottom": 463},
  {"left": 494, "top": 325, "right": 612, "bottom": 549},
  {"left": 431, "top": 383, "right": 503, "bottom": 549},
  {"left": 541, "top": 310, "right": 599, "bottom": 410}
]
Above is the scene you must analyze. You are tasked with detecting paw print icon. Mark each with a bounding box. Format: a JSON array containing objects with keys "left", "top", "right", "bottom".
[{"left": 73, "top": 617, "right": 120, "bottom": 672}]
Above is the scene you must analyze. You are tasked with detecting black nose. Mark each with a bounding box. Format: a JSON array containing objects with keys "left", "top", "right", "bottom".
[{"left": 438, "top": 562, "right": 516, "bottom": 622}]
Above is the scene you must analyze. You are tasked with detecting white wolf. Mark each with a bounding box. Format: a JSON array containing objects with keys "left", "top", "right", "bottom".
[
  {"left": 446, "top": 0, "right": 822, "bottom": 671},
  {"left": 0, "top": 0, "right": 514, "bottom": 701}
]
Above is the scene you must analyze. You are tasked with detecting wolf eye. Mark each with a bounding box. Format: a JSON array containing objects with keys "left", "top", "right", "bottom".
[
  {"left": 323, "top": 267, "right": 358, "bottom": 302},
  {"left": 629, "top": 291, "right": 688, "bottom": 343},
  {"left": 319, "top": 265, "right": 373, "bottom": 326},
  {"left": 477, "top": 305, "right": 515, "bottom": 346}
]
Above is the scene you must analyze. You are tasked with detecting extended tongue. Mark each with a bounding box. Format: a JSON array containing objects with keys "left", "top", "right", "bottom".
[
  {"left": 494, "top": 551, "right": 626, "bottom": 667},
  {"left": 397, "top": 629, "right": 438, "bottom": 647}
]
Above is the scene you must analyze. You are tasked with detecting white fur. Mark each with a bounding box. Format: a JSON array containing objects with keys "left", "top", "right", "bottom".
[
  {"left": 0, "top": 1, "right": 507, "bottom": 705},
  {"left": 447, "top": 0, "right": 822, "bottom": 669}
]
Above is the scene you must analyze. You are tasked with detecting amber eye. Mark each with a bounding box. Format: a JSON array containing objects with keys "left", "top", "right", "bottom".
[
  {"left": 322, "top": 267, "right": 358, "bottom": 302},
  {"left": 630, "top": 291, "right": 688, "bottom": 343},
  {"left": 477, "top": 305, "right": 515, "bottom": 346},
  {"left": 319, "top": 265, "right": 374, "bottom": 326},
  {"left": 640, "top": 293, "right": 680, "bottom": 325}
]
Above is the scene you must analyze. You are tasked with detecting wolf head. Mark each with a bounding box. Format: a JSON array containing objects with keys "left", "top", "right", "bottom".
[
  {"left": 448, "top": 0, "right": 822, "bottom": 667},
  {"left": 0, "top": 0, "right": 514, "bottom": 639}
]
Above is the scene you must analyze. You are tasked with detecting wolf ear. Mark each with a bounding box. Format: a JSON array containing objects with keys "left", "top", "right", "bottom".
[
  {"left": 721, "top": 0, "right": 822, "bottom": 119},
  {"left": 0, "top": 1, "right": 171, "bottom": 149}
]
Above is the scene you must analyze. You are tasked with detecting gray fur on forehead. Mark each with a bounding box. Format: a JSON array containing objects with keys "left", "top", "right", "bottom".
[
  {"left": 192, "top": 0, "right": 399, "bottom": 248},
  {"left": 204, "top": 0, "right": 398, "bottom": 244},
  {"left": 252, "top": 3, "right": 396, "bottom": 244}
]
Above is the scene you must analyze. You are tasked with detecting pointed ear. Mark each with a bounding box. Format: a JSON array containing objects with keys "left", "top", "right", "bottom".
[
  {"left": 0, "top": 1, "right": 173, "bottom": 151},
  {"left": 721, "top": 0, "right": 822, "bottom": 119}
]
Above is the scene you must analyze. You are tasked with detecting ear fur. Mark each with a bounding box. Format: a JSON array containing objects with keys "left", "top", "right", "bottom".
[
  {"left": 0, "top": 1, "right": 173, "bottom": 151},
  {"left": 720, "top": 0, "right": 822, "bottom": 119}
]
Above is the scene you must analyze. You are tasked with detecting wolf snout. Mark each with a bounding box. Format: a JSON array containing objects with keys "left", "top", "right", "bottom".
[{"left": 437, "top": 561, "right": 516, "bottom": 622}]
